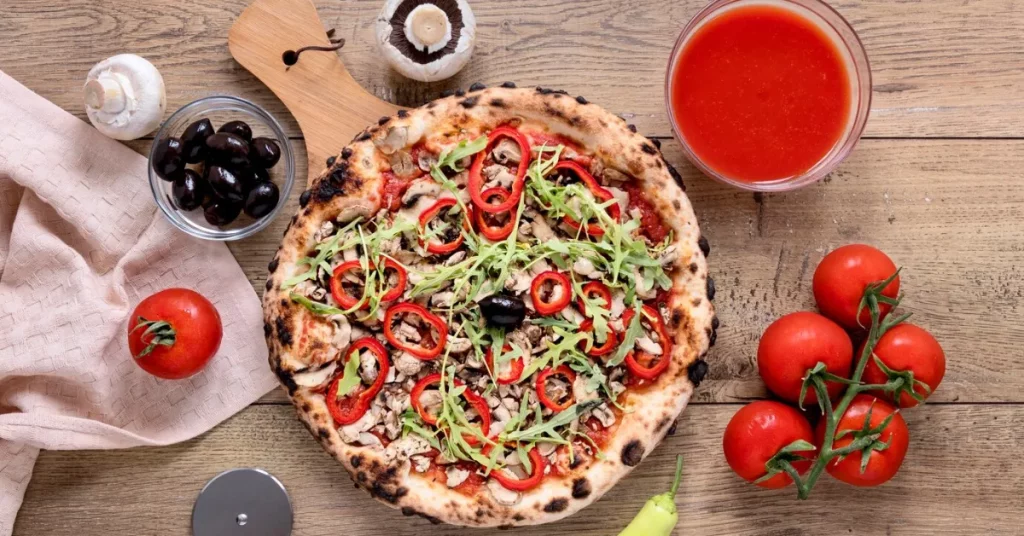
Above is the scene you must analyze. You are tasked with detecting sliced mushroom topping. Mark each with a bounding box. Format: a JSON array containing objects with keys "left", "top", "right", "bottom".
[
  {"left": 339, "top": 407, "right": 379, "bottom": 443},
  {"left": 530, "top": 213, "right": 556, "bottom": 242},
  {"left": 358, "top": 432, "right": 384, "bottom": 449},
  {"left": 359, "top": 350, "right": 379, "bottom": 383},
  {"left": 610, "top": 290, "right": 627, "bottom": 318},
  {"left": 373, "top": 125, "right": 408, "bottom": 155},
  {"left": 492, "top": 137, "right": 522, "bottom": 164},
  {"left": 483, "top": 165, "right": 516, "bottom": 189},
  {"left": 384, "top": 410, "right": 402, "bottom": 439},
  {"left": 487, "top": 477, "right": 522, "bottom": 506},
  {"left": 447, "top": 335, "right": 473, "bottom": 353},
  {"left": 389, "top": 150, "right": 418, "bottom": 178},
  {"left": 633, "top": 267, "right": 657, "bottom": 299},
  {"left": 430, "top": 291, "right": 455, "bottom": 308},
  {"left": 504, "top": 451, "right": 522, "bottom": 466},
  {"left": 401, "top": 178, "right": 443, "bottom": 207},
  {"left": 394, "top": 351, "right": 424, "bottom": 376},
  {"left": 504, "top": 271, "right": 532, "bottom": 294},
  {"left": 606, "top": 186, "right": 630, "bottom": 215},
  {"left": 636, "top": 335, "right": 664, "bottom": 356},
  {"left": 446, "top": 466, "right": 471, "bottom": 488},
  {"left": 592, "top": 403, "right": 616, "bottom": 428},
  {"left": 572, "top": 257, "right": 599, "bottom": 278},
  {"left": 291, "top": 362, "right": 338, "bottom": 388},
  {"left": 560, "top": 304, "right": 585, "bottom": 325},
  {"left": 522, "top": 324, "right": 543, "bottom": 344},
  {"left": 537, "top": 442, "right": 557, "bottom": 457},
  {"left": 658, "top": 244, "right": 679, "bottom": 268},
  {"left": 610, "top": 380, "right": 627, "bottom": 398},
  {"left": 444, "top": 250, "right": 466, "bottom": 265},
  {"left": 417, "top": 151, "right": 438, "bottom": 171},
  {"left": 492, "top": 403, "right": 512, "bottom": 423},
  {"left": 573, "top": 374, "right": 600, "bottom": 403},
  {"left": 313, "top": 220, "right": 336, "bottom": 243},
  {"left": 411, "top": 455, "right": 431, "bottom": 472}
]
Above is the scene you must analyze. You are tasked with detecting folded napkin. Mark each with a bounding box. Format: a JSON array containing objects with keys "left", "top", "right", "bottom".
[{"left": 0, "top": 71, "right": 278, "bottom": 535}]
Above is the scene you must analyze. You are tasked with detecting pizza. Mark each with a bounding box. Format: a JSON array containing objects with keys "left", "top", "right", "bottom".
[{"left": 263, "top": 84, "right": 715, "bottom": 527}]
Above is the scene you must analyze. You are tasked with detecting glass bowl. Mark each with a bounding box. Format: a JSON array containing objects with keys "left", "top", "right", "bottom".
[
  {"left": 148, "top": 96, "right": 295, "bottom": 241},
  {"left": 665, "top": 0, "right": 871, "bottom": 192}
]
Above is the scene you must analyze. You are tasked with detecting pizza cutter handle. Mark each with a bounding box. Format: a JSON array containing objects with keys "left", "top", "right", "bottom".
[{"left": 228, "top": 0, "right": 404, "bottom": 188}]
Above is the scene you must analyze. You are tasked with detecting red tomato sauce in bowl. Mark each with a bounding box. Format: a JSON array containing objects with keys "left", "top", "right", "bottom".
[{"left": 667, "top": 0, "right": 870, "bottom": 190}]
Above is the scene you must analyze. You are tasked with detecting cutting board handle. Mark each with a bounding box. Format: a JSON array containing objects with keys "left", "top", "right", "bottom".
[{"left": 228, "top": 0, "right": 402, "bottom": 187}]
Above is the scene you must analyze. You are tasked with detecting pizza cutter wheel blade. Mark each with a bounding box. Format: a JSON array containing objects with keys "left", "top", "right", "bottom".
[{"left": 192, "top": 468, "right": 293, "bottom": 536}]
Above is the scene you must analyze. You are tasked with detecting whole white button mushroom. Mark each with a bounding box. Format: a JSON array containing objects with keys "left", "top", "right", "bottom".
[
  {"left": 84, "top": 54, "right": 166, "bottom": 141},
  {"left": 376, "top": 0, "right": 476, "bottom": 82}
]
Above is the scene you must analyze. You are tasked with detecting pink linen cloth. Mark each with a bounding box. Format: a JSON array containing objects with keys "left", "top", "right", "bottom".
[{"left": 0, "top": 70, "right": 278, "bottom": 535}]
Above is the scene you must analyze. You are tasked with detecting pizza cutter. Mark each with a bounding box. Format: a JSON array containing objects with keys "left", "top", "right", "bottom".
[{"left": 192, "top": 468, "right": 293, "bottom": 536}]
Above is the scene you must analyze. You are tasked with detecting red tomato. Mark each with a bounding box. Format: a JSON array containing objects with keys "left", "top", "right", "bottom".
[
  {"left": 861, "top": 323, "right": 945, "bottom": 408},
  {"left": 723, "top": 401, "right": 815, "bottom": 488},
  {"left": 127, "top": 288, "right": 223, "bottom": 379},
  {"left": 817, "top": 395, "right": 909, "bottom": 487},
  {"left": 813, "top": 244, "right": 900, "bottom": 330},
  {"left": 757, "top": 312, "right": 853, "bottom": 405}
]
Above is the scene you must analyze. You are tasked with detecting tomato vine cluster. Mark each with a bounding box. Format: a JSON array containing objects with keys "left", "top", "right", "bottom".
[{"left": 723, "top": 245, "right": 947, "bottom": 498}]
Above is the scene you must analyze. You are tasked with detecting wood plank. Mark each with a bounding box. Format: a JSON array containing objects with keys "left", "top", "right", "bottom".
[
  {"left": 15, "top": 404, "right": 1023, "bottom": 535},
  {"left": 205, "top": 138, "right": 1024, "bottom": 405},
  {"left": 1, "top": 0, "right": 1022, "bottom": 138}
]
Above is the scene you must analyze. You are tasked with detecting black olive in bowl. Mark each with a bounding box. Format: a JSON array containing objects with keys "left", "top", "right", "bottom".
[
  {"left": 250, "top": 137, "right": 282, "bottom": 168},
  {"left": 172, "top": 169, "right": 206, "bottom": 210},
  {"left": 203, "top": 200, "right": 242, "bottom": 226},
  {"left": 206, "top": 165, "right": 245, "bottom": 202},
  {"left": 206, "top": 133, "right": 250, "bottom": 168},
  {"left": 245, "top": 181, "right": 280, "bottom": 219},
  {"left": 479, "top": 295, "right": 527, "bottom": 329},
  {"left": 181, "top": 118, "right": 214, "bottom": 164},
  {"left": 152, "top": 137, "right": 186, "bottom": 181},
  {"left": 218, "top": 120, "right": 253, "bottom": 142}
]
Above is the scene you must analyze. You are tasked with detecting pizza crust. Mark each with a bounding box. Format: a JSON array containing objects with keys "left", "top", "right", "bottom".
[{"left": 263, "top": 86, "right": 714, "bottom": 527}]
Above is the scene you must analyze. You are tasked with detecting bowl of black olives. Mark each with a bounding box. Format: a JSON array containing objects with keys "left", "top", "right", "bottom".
[{"left": 148, "top": 96, "right": 294, "bottom": 240}]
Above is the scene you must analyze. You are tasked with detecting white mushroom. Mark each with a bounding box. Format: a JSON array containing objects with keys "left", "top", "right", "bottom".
[
  {"left": 376, "top": 0, "right": 477, "bottom": 82},
  {"left": 330, "top": 315, "right": 352, "bottom": 349},
  {"left": 573, "top": 374, "right": 600, "bottom": 403},
  {"left": 359, "top": 350, "right": 379, "bottom": 383},
  {"left": 572, "top": 257, "right": 598, "bottom": 278},
  {"left": 411, "top": 455, "right": 431, "bottom": 473},
  {"left": 383, "top": 434, "right": 432, "bottom": 464},
  {"left": 358, "top": 432, "right": 384, "bottom": 449},
  {"left": 373, "top": 125, "right": 408, "bottom": 155},
  {"left": 487, "top": 477, "right": 522, "bottom": 506},
  {"left": 394, "top": 352, "right": 425, "bottom": 376},
  {"left": 636, "top": 335, "right": 664, "bottom": 356},
  {"left": 592, "top": 403, "right": 617, "bottom": 428},
  {"left": 447, "top": 335, "right": 473, "bottom": 353},
  {"left": 530, "top": 214, "right": 557, "bottom": 242},
  {"left": 84, "top": 54, "right": 166, "bottom": 140},
  {"left": 446, "top": 467, "right": 471, "bottom": 488},
  {"left": 291, "top": 362, "right": 337, "bottom": 388},
  {"left": 610, "top": 290, "right": 627, "bottom": 318},
  {"left": 492, "top": 138, "right": 522, "bottom": 164},
  {"left": 389, "top": 150, "right": 418, "bottom": 178}
]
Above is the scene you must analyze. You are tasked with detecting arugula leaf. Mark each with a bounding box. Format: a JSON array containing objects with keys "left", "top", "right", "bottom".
[
  {"left": 289, "top": 293, "right": 345, "bottom": 316},
  {"left": 437, "top": 135, "right": 488, "bottom": 172},
  {"left": 503, "top": 400, "right": 603, "bottom": 443},
  {"left": 335, "top": 349, "right": 362, "bottom": 398},
  {"left": 608, "top": 301, "right": 644, "bottom": 366}
]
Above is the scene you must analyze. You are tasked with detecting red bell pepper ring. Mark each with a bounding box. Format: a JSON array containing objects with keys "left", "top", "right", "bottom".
[
  {"left": 485, "top": 344, "right": 525, "bottom": 385},
  {"left": 383, "top": 302, "right": 448, "bottom": 360},
  {"left": 474, "top": 187, "right": 516, "bottom": 240},
  {"left": 621, "top": 305, "right": 673, "bottom": 380},
  {"left": 579, "top": 319, "right": 619, "bottom": 357},
  {"left": 326, "top": 337, "right": 390, "bottom": 425},
  {"left": 576, "top": 281, "right": 612, "bottom": 316},
  {"left": 535, "top": 365, "right": 577, "bottom": 412},
  {"left": 487, "top": 444, "right": 546, "bottom": 491},
  {"left": 411, "top": 373, "right": 491, "bottom": 446},
  {"left": 468, "top": 126, "right": 531, "bottom": 214},
  {"left": 329, "top": 259, "right": 407, "bottom": 309},
  {"left": 551, "top": 160, "right": 621, "bottom": 236},
  {"left": 418, "top": 197, "right": 468, "bottom": 255},
  {"left": 530, "top": 271, "right": 572, "bottom": 316}
]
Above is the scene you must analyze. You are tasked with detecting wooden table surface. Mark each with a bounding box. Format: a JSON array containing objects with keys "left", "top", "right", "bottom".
[{"left": 4, "top": 0, "right": 1024, "bottom": 534}]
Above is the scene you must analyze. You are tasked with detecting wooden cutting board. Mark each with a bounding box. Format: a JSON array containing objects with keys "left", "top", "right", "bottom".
[{"left": 228, "top": 0, "right": 404, "bottom": 188}]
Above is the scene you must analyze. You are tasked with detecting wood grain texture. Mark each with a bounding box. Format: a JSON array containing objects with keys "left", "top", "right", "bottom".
[
  {"left": 15, "top": 404, "right": 1024, "bottom": 535},
  {"left": 228, "top": 0, "right": 401, "bottom": 187},
  {"left": 1, "top": 0, "right": 1022, "bottom": 138}
]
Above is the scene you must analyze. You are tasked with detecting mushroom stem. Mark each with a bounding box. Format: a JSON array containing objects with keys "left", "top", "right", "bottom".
[
  {"left": 84, "top": 76, "right": 127, "bottom": 114},
  {"left": 405, "top": 4, "right": 451, "bottom": 53}
]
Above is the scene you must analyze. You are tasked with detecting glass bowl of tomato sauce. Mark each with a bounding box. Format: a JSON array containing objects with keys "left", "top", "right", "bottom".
[{"left": 666, "top": 0, "right": 871, "bottom": 191}]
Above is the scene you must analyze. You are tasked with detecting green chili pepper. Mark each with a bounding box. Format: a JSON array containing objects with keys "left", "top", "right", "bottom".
[{"left": 617, "top": 455, "right": 684, "bottom": 536}]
